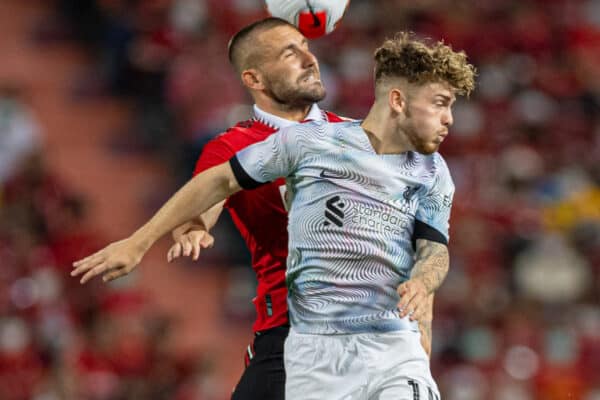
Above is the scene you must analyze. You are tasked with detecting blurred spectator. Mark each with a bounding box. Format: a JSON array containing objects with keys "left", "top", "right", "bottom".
[{"left": 0, "top": 85, "right": 40, "bottom": 186}]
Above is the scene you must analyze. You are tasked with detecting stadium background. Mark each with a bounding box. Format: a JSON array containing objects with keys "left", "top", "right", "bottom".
[{"left": 0, "top": 0, "right": 599, "bottom": 398}]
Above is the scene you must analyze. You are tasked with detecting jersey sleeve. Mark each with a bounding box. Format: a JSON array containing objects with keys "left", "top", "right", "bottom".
[
  {"left": 229, "top": 124, "right": 303, "bottom": 189},
  {"left": 414, "top": 156, "right": 455, "bottom": 245},
  {"left": 193, "top": 136, "right": 236, "bottom": 176}
]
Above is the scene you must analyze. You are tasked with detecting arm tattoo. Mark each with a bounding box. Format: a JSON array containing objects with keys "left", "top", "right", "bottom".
[{"left": 411, "top": 240, "right": 449, "bottom": 294}]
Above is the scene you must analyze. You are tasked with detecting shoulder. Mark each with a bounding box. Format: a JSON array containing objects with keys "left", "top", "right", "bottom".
[
  {"left": 409, "top": 152, "right": 452, "bottom": 183},
  {"left": 211, "top": 118, "right": 278, "bottom": 151}
]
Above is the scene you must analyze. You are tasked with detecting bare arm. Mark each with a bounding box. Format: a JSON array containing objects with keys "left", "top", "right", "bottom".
[
  {"left": 72, "top": 162, "right": 241, "bottom": 283},
  {"left": 171, "top": 201, "right": 225, "bottom": 240},
  {"left": 411, "top": 239, "right": 450, "bottom": 294},
  {"left": 397, "top": 239, "right": 449, "bottom": 321},
  {"left": 132, "top": 164, "right": 238, "bottom": 248}
]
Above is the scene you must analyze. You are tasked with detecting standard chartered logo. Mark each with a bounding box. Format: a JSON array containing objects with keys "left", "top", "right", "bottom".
[
  {"left": 322, "top": 196, "right": 411, "bottom": 234},
  {"left": 351, "top": 203, "right": 410, "bottom": 234}
]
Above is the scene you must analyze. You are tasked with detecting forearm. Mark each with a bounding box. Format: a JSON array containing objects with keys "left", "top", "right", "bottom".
[
  {"left": 411, "top": 239, "right": 449, "bottom": 294},
  {"left": 172, "top": 201, "right": 224, "bottom": 240},
  {"left": 134, "top": 163, "right": 239, "bottom": 249},
  {"left": 418, "top": 293, "right": 434, "bottom": 356},
  {"left": 198, "top": 201, "right": 225, "bottom": 231}
]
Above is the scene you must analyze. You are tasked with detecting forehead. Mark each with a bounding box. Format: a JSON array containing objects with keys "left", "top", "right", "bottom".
[
  {"left": 415, "top": 81, "right": 457, "bottom": 100},
  {"left": 256, "top": 25, "right": 305, "bottom": 54}
]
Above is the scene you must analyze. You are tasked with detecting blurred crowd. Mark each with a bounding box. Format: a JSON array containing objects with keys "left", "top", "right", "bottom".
[
  {"left": 1, "top": 0, "right": 599, "bottom": 399},
  {"left": 0, "top": 85, "right": 221, "bottom": 398}
]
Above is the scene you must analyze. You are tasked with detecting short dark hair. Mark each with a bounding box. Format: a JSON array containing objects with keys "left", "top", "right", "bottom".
[
  {"left": 228, "top": 17, "right": 299, "bottom": 73},
  {"left": 374, "top": 32, "right": 476, "bottom": 96}
]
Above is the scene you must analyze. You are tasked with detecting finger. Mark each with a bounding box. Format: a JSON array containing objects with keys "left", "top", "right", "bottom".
[
  {"left": 103, "top": 266, "right": 127, "bottom": 283},
  {"left": 167, "top": 244, "right": 178, "bottom": 262},
  {"left": 172, "top": 243, "right": 182, "bottom": 259},
  {"left": 200, "top": 233, "right": 215, "bottom": 249},
  {"left": 72, "top": 254, "right": 95, "bottom": 268},
  {"left": 396, "top": 283, "right": 413, "bottom": 309},
  {"left": 72, "top": 252, "right": 103, "bottom": 269},
  {"left": 80, "top": 261, "right": 111, "bottom": 284},
  {"left": 410, "top": 304, "right": 425, "bottom": 321},
  {"left": 404, "top": 293, "right": 426, "bottom": 320},
  {"left": 182, "top": 239, "right": 192, "bottom": 257},
  {"left": 406, "top": 300, "right": 422, "bottom": 321},
  {"left": 71, "top": 257, "right": 104, "bottom": 277},
  {"left": 400, "top": 303, "right": 417, "bottom": 319},
  {"left": 192, "top": 240, "right": 201, "bottom": 261},
  {"left": 398, "top": 292, "right": 417, "bottom": 317}
]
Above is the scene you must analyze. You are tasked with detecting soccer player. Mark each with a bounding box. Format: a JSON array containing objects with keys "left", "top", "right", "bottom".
[
  {"left": 73, "top": 31, "right": 475, "bottom": 399},
  {"left": 166, "top": 18, "right": 345, "bottom": 400}
]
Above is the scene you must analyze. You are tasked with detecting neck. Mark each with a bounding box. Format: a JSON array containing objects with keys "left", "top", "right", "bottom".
[
  {"left": 361, "top": 102, "right": 413, "bottom": 154},
  {"left": 254, "top": 97, "right": 312, "bottom": 122}
]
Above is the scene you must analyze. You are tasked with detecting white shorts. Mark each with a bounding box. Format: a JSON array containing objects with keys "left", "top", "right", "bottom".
[{"left": 284, "top": 328, "right": 440, "bottom": 400}]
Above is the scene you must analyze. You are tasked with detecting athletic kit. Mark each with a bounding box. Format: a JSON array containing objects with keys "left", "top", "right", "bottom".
[
  {"left": 231, "top": 120, "right": 453, "bottom": 399},
  {"left": 193, "top": 104, "right": 343, "bottom": 400}
]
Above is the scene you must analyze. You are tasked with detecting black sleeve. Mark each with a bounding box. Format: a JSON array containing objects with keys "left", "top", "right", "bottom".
[
  {"left": 229, "top": 155, "right": 265, "bottom": 190},
  {"left": 411, "top": 220, "right": 448, "bottom": 250}
]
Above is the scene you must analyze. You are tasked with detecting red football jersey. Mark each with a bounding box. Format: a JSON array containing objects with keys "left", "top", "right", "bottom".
[{"left": 193, "top": 108, "right": 344, "bottom": 332}]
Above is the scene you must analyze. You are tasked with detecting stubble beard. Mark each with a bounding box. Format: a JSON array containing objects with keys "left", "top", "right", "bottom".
[
  {"left": 400, "top": 119, "right": 440, "bottom": 155},
  {"left": 403, "top": 104, "right": 440, "bottom": 155},
  {"left": 266, "top": 74, "right": 326, "bottom": 109}
]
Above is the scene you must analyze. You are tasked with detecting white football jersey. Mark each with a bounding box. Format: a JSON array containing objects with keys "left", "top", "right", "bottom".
[{"left": 231, "top": 120, "right": 454, "bottom": 334}]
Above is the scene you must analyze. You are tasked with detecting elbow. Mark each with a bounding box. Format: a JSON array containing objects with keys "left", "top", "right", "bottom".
[{"left": 217, "top": 162, "right": 242, "bottom": 197}]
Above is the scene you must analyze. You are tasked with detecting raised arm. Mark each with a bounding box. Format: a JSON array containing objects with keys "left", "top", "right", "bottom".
[
  {"left": 71, "top": 162, "right": 241, "bottom": 283},
  {"left": 73, "top": 122, "right": 302, "bottom": 283}
]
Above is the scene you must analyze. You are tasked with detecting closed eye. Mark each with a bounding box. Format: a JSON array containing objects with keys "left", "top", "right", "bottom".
[{"left": 434, "top": 94, "right": 455, "bottom": 107}]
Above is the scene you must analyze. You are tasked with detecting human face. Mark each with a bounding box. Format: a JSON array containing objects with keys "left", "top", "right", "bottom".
[
  {"left": 256, "top": 26, "right": 326, "bottom": 107},
  {"left": 399, "top": 82, "right": 455, "bottom": 155}
]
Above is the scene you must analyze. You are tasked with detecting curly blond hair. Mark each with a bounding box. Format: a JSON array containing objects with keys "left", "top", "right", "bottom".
[{"left": 374, "top": 32, "right": 476, "bottom": 96}]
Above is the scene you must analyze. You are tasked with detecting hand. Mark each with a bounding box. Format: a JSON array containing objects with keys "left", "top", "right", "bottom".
[
  {"left": 396, "top": 278, "right": 429, "bottom": 321},
  {"left": 167, "top": 230, "right": 214, "bottom": 262},
  {"left": 71, "top": 237, "right": 147, "bottom": 284}
]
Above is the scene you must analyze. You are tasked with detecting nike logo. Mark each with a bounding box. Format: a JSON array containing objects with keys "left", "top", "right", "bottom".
[{"left": 319, "top": 170, "right": 346, "bottom": 179}]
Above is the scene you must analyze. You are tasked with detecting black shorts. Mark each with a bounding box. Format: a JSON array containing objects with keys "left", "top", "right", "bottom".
[{"left": 231, "top": 326, "right": 289, "bottom": 400}]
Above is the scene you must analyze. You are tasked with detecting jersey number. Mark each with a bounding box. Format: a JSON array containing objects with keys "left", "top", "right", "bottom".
[{"left": 408, "top": 380, "right": 440, "bottom": 400}]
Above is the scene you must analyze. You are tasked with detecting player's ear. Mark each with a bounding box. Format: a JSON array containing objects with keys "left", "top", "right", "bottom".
[
  {"left": 241, "top": 69, "right": 265, "bottom": 90},
  {"left": 389, "top": 88, "right": 406, "bottom": 115}
]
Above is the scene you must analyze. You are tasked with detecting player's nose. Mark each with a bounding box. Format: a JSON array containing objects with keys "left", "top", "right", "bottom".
[
  {"left": 300, "top": 49, "right": 318, "bottom": 69},
  {"left": 442, "top": 108, "right": 453, "bottom": 127}
]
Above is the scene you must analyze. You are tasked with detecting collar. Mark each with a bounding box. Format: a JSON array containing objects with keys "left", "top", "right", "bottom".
[{"left": 252, "top": 103, "right": 326, "bottom": 130}]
